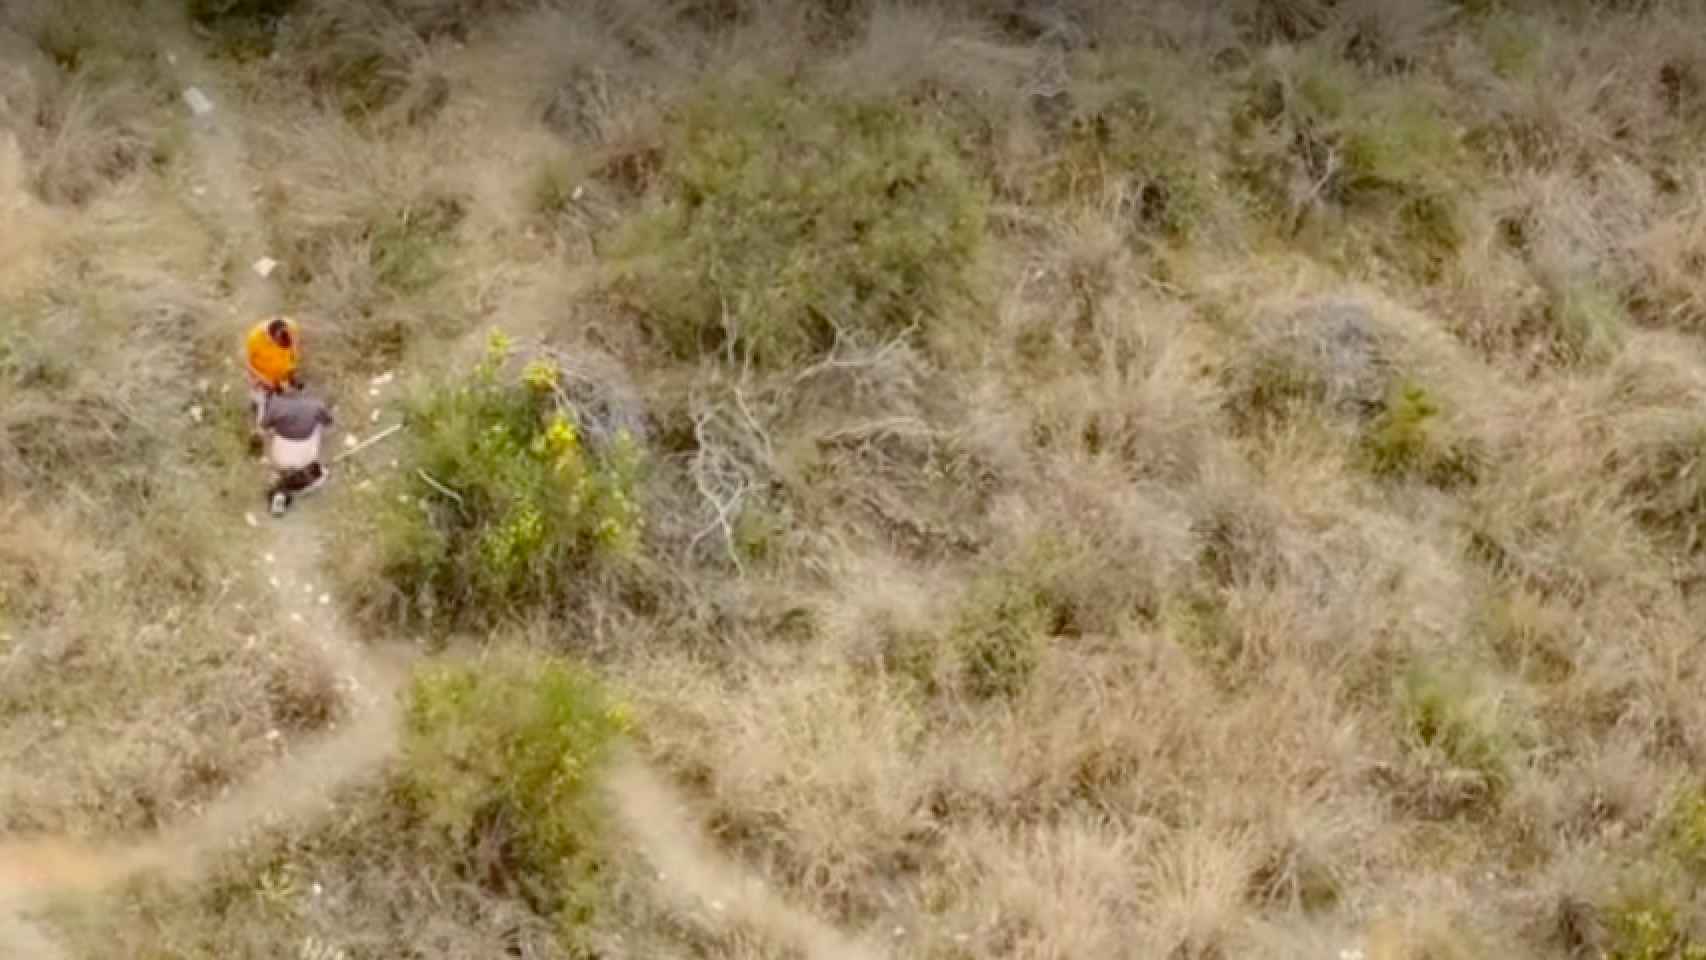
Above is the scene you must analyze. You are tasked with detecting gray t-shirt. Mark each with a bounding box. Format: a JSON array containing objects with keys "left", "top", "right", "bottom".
[{"left": 263, "top": 391, "right": 333, "bottom": 441}]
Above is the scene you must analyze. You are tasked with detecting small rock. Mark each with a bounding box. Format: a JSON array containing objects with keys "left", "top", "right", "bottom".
[
  {"left": 356, "top": 480, "right": 372, "bottom": 492},
  {"left": 311, "top": 882, "right": 323, "bottom": 897},
  {"left": 244, "top": 512, "right": 259, "bottom": 528},
  {"left": 709, "top": 899, "right": 724, "bottom": 913},
  {"left": 192, "top": 185, "right": 206, "bottom": 197},
  {"left": 167, "top": 52, "right": 178, "bottom": 65},
  {"left": 572, "top": 185, "right": 584, "bottom": 200},
  {"left": 290, "top": 613, "right": 304, "bottom": 624},
  {"left": 189, "top": 404, "right": 203, "bottom": 423},
  {"left": 892, "top": 927, "right": 904, "bottom": 939},
  {"left": 369, "top": 409, "right": 381, "bottom": 423},
  {"left": 371, "top": 371, "right": 394, "bottom": 387},
  {"left": 268, "top": 576, "right": 280, "bottom": 588},
  {"left": 196, "top": 379, "right": 210, "bottom": 393},
  {"left": 368, "top": 387, "right": 380, "bottom": 398},
  {"left": 265, "top": 729, "right": 281, "bottom": 741},
  {"left": 264, "top": 553, "right": 276, "bottom": 565},
  {"left": 318, "top": 593, "right": 331, "bottom": 606},
  {"left": 252, "top": 256, "right": 278, "bottom": 278},
  {"left": 182, "top": 86, "right": 214, "bottom": 116},
  {"left": 344, "top": 434, "right": 358, "bottom": 449},
  {"left": 51, "top": 718, "right": 65, "bottom": 731}
]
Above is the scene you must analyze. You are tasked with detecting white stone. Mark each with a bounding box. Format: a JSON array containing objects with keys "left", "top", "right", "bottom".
[{"left": 182, "top": 86, "right": 214, "bottom": 116}]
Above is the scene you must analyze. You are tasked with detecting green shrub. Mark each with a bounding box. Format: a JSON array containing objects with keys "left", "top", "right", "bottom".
[
  {"left": 1547, "top": 281, "right": 1627, "bottom": 364},
  {"left": 950, "top": 575, "right": 1050, "bottom": 701},
  {"left": 1360, "top": 381, "right": 1480, "bottom": 487},
  {"left": 1666, "top": 787, "right": 1706, "bottom": 876},
  {"left": 529, "top": 157, "right": 580, "bottom": 220},
  {"left": 187, "top": 0, "right": 298, "bottom": 60},
  {"left": 1230, "top": 50, "right": 1466, "bottom": 246},
  {"left": 1480, "top": 11, "right": 1544, "bottom": 80},
  {"left": 1605, "top": 889, "right": 1706, "bottom": 960},
  {"left": 1621, "top": 420, "right": 1706, "bottom": 556},
  {"left": 402, "top": 649, "right": 631, "bottom": 931},
  {"left": 1396, "top": 661, "right": 1514, "bottom": 793},
  {"left": 1163, "top": 591, "right": 1243, "bottom": 688},
  {"left": 1039, "top": 54, "right": 1214, "bottom": 238},
  {"left": 606, "top": 77, "right": 986, "bottom": 369},
  {"left": 360, "top": 332, "right": 644, "bottom": 628},
  {"left": 369, "top": 195, "right": 463, "bottom": 294}
]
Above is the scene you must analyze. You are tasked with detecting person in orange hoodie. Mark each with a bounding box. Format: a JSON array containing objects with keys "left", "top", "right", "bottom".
[{"left": 244, "top": 315, "right": 301, "bottom": 444}]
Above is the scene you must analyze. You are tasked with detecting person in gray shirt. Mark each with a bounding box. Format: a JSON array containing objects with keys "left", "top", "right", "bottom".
[{"left": 261, "top": 385, "right": 334, "bottom": 516}]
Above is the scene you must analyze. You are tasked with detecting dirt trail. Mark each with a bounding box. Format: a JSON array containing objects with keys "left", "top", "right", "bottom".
[
  {"left": 604, "top": 756, "right": 884, "bottom": 960},
  {"left": 0, "top": 27, "right": 394, "bottom": 956}
]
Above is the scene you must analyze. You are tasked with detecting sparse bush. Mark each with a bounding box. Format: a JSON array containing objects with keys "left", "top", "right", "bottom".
[
  {"left": 1230, "top": 46, "right": 1466, "bottom": 251},
  {"left": 1617, "top": 418, "right": 1706, "bottom": 556},
  {"left": 188, "top": 0, "right": 300, "bottom": 60},
  {"left": 368, "top": 195, "right": 463, "bottom": 294},
  {"left": 1359, "top": 380, "right": 1479, "bottom": 486},
  {"left": 1666, "top": 787, "right": 1706, "bottom": 876},
  {"left": 1545, "top": 280, "right": 1627, "bottom": 364},
  {"left": 1228, "top": 298, "right": 1392, "bottom": 430},
  {"left": 350, "top": 332, "right": 644, "bottom": 628},
  {"left": 1396, "top": 660, "right": 1515, "bottom": 797},
  {"left": 948, "top": 572, "right": 1051, "bottom": 701},
  {"left": 1039, "top": 51, "right": 1215, "bottom": 238},
  {"left": 1603, "top": 888, "right": 1706, "bottom": 960},
  {"left": 1163, "top": 591, "right": 1243, "bottom": 687},
  {"left": 268, "top": 189, "right": 466, "bottom": 331},
  {"left": 402, "top": 649, "right": 631, "bottom": 932},
  {"left": 605, "top": 76, "right": 986, "bottom": 369},
  {"left": 0, "top": 4, "right": 176, "bottom": 207}
]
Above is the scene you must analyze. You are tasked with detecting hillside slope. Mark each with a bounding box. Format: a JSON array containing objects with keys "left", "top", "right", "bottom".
[{"left": 8, "top": 1, "right": 1706, "bottom": 958}]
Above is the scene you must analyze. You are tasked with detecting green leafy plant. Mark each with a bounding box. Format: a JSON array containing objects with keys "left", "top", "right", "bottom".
[
  {"left": 402, "top": 649, "right": 631, "bottom": 933},
  {"left": 1360, "top": 381, "right": 1479, "bottom": 487},
  {"left": 950, "top": 575, "right": 1050, "bottom": 701},
  {"left": 1397, "top": 661, "right": 1515, "bottom": 794},
  {"left": 359, "top": 332, "right": 644, "bottom": 628},
  {"left": 606, "top": 77, "right": 986, "bottom": 369},
  {"left": 1605, "top": 890, "right": 1706, "bottom": 960}
]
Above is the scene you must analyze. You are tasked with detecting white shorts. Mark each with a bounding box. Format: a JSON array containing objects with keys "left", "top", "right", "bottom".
[{"left": 270, "top": 427, "right": 322, "bottom": 470}]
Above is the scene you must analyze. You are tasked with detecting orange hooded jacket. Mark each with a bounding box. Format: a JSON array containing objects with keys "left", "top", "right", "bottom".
[{"left": 245, "top": 317, "right": 299, "bottom": 390}]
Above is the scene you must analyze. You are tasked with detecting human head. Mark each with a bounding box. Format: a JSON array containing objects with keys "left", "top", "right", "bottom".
[{"left": 267, "top": 317, "right": 293, "bottom": 349}]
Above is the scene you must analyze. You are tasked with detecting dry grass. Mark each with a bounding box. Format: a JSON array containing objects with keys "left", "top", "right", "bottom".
[{"left": 11, "top": 1, "right": 1706, "bottom": 958}]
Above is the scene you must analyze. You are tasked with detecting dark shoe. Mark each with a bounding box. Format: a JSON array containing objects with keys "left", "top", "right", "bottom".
[{"left": 297, "top": 463, "right": 329, "bottom": 496}]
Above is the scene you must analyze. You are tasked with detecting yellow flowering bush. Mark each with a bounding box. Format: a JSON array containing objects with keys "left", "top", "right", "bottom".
[{"left": 364, "top": 331, "right": 646, "bottom": 628}]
